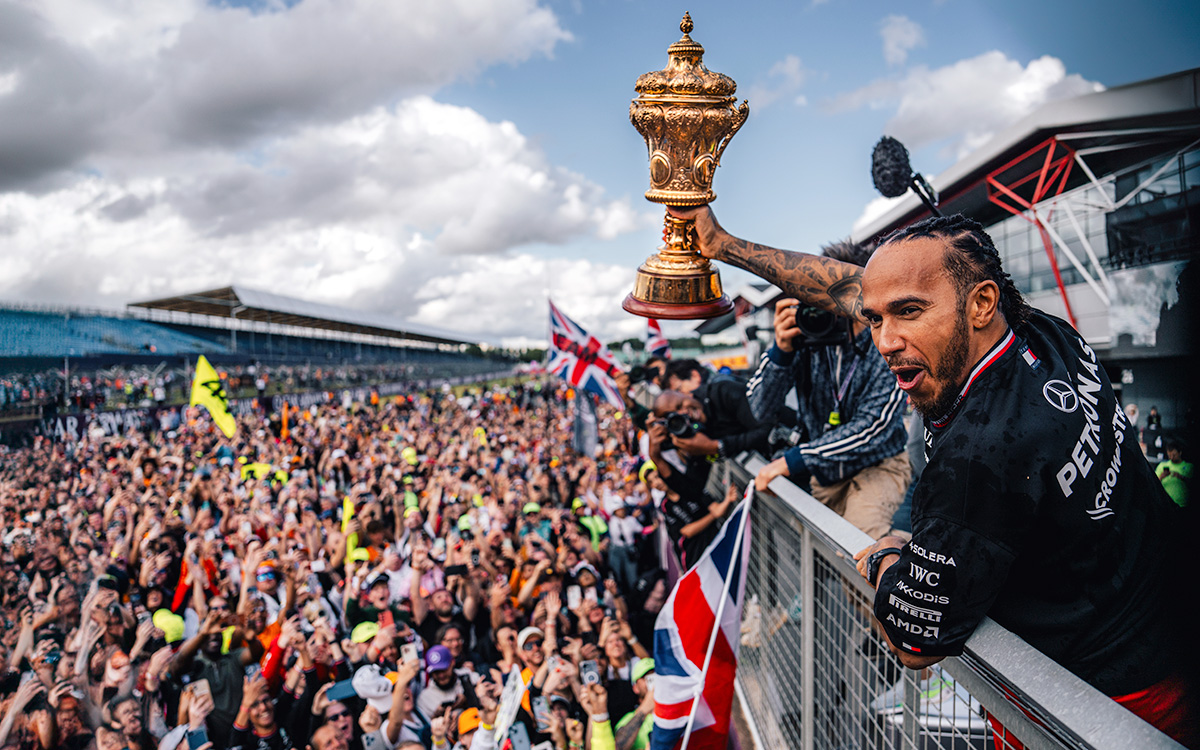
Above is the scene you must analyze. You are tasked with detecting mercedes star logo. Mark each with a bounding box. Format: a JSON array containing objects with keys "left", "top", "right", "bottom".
[{"left": 1043, "top": 379, "right": 1079, "bottom": 413}]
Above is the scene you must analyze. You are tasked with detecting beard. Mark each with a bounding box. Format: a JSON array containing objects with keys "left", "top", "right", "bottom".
[{"left": 906, "top": 311, "right": 971, "bottom": 419}]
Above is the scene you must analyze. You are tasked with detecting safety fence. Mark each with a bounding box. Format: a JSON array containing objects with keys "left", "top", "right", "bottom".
[{"left": 720, "top": 454, "right": 1184, "bottom": 750}]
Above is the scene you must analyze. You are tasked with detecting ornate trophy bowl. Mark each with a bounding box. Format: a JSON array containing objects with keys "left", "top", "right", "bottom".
[{"left": 622, "top": 13, "right": 748, "bottom": 320}]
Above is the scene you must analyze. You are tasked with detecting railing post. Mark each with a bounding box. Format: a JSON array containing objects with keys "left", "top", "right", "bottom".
[
  {"left": 800, "top": 526, "right": 814, "bottom": 750},
  {"left": 903, "top": 670, "right": 921, "bottom": 749}
]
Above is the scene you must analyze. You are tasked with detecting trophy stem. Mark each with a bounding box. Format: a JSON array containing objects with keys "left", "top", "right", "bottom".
[
  {"left": 660, "top": 213, "right": 698, "bottom": 261},
  {"left": 621, "top": 210, "right": 733, "bottom": 320}
]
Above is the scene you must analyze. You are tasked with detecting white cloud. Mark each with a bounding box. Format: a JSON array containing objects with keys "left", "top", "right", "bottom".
[
  {"left": 830, "top": 52, "right": 1104, "bottom": 161},
  {"left": 839, "top": 52, "right": 1104, "bottom": 231},
  {"left": 0, "top": 0, "right": 658, "bottom": 342},
  {"left": 879, "top": 15, "right": 924, "bottom": 67},
  {"left": 412, "top": 255, "right": 640, "bottom": 344},
  {"left": 0, "top": 0, "right": 573, "bottom": 187},
  {"left": 144, "top": 97, "right": 642, "bottom": 252},
  {"left": 0, "top": 96, "right": 648, "bottom": 341},
  {"left": 851, "top": 194, "right": 907, "bottom": 235},
  {"left": 0, "top": 71, "right": 18, "bottom": 96},
  {"left": 16, "top": 0, "right": 198, "bottom": 60},
  {"left": 746, "top": 55, "right": 811, "bottom": 109}
]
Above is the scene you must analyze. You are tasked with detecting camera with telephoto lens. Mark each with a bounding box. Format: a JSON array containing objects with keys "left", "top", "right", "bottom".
[
  {"left": 792, "top": 304, "right": 853, "bottom": 347},
  {"left": 664, "top": 412, "right": 702, "bottom": 439},
  {"left": 628, "top": 365, "right": 653, "bottom": 385}
]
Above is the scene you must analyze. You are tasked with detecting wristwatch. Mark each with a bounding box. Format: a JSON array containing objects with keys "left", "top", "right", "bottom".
[{"left": 866, "top": 547, "right": 905, "bottom": 586}]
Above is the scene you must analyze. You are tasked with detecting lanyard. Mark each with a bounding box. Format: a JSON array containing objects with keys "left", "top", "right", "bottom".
[
  {"left": 826, "top": 348, "right": 859, "bottom": 427},
  {"left": 828, "top": 347, "right": 860, "bottom": 407}
]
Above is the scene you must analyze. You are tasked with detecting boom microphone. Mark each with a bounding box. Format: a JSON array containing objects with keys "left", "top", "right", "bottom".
[
  {"left": 871, "top": 136, "right": 912, "bottom": 198},
  {"left": 870, "top": 135, "right": 942, "bottom": 216}
]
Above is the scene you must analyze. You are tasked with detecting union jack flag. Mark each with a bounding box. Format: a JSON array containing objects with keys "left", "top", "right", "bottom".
[
  {"left": 646, "top": 318, "right": 672, "bottom": 358},
  {"left": 652, "top": 489, "right": 753, "bottom": 750},
  {"left": 548, "top": 300, "right": 625, "bottom": 409}
]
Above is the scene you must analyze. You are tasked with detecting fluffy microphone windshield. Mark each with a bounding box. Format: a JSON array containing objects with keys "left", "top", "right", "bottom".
[{"left": 871, "top": 136, "right": 913, "bottom": 198}]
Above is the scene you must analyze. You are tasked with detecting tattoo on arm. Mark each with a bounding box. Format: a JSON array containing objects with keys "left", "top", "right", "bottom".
[
  {"left": 826, "top": 276, "right": 865, "bottom": 322},
  {"left": 714, "top": 236, "right": 865, "bottom": 322},
  {"left": 614, "top": 709, "right": 648, "bottom": 750}
]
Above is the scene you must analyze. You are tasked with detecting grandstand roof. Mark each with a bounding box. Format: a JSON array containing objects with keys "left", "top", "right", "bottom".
[
  {"left": 852, "top": 67, "right": 1200, "bottom": 241},
  {"left": 129, "top": 286, "right": 480, "bottom": 347}
]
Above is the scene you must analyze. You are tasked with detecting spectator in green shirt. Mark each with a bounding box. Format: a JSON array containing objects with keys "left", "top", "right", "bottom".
[{"left": 1157, "top": 439, "right": 1192, "bottom": 507}]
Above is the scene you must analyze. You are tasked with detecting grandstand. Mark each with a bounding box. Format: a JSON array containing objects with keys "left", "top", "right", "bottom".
[
  {"left": 0, "top": 285, "right": 493, "bottom": 363},
  {"left": 0, "top": 309, "right": 225, "bottom": 359},
  {"left": 0, "top": 286, "right": 514, "bottom": 422}
]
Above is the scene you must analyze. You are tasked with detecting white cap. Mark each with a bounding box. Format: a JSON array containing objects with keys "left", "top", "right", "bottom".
[
  {"left": 351, "top": 664, "right": 394, "bottom": 712},
  {"left": 517, "top": 626, "right": 545, "bottom": 651}
]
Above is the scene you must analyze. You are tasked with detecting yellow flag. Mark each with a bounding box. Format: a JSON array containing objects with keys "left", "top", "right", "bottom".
[
  {"left": 342, "top": 496, "right": 360, "bottom": 561},
  {"left": 240, "top": 462, "right": 272, "bottom": 481},
  {"left": 190, "top": 355, "right": 237, "bottom": 437}
]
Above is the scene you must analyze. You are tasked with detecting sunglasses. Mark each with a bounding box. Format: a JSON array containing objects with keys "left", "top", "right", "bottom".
[
  {"left": 522, "top": 640, "right": 543, "bottom": 651},
  {"left": 326, "top": 710, "right": 350, "bottom": 721},
  {"left": 256, "top": 573, "right": 276, "bottom": 582}
]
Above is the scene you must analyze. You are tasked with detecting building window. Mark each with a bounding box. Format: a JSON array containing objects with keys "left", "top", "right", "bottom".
[{"left": 1107, "top": 151, "right": 1198, "bottom": 269}]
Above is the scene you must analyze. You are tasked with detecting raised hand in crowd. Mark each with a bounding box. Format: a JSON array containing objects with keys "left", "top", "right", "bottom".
[{"left": 0, "top": 376, "right": 690, "bottom": 750}]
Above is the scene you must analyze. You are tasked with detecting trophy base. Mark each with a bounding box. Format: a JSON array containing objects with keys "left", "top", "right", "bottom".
[
  {"left": 622, "top": 293, "right": 733, "bottom": 320},
  {"left": 622, "top": 264, "right": 733, "bottom": 320}
]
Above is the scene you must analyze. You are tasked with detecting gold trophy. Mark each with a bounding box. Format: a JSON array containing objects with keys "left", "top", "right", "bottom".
[{"left": 623, "top": 13, "right": 748, "bottom": 320}]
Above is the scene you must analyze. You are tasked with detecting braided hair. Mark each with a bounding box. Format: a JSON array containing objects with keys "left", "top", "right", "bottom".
[
  {"left": 821, "top": 237, "right": 877, "bottom": 268},
  {"left": 880, "top": 214, "right": 1032, "bottom": 330}
]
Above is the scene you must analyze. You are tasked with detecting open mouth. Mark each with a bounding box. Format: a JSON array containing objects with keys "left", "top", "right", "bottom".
[{"left": 892, "top": 366, "right": 925, "bottom": 391}]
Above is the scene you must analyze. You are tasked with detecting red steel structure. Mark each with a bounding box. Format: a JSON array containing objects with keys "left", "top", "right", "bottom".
[{"left": 985, "top": 136, "right": 1079, "bottom": 328}]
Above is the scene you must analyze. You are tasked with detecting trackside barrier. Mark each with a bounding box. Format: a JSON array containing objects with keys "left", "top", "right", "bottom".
[{"left": 722, "top": 454, "right": 1184, "bottom": 750}]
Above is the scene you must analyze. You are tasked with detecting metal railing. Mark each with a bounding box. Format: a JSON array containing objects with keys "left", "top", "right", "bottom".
[{"left": 723, "top": 454, "right": 1184, "bottom": 750}]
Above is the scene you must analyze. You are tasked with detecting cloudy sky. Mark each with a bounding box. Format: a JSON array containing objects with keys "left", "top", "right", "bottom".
[{"left": 0, "top": 0, "right": 1195, "bottom": 347}]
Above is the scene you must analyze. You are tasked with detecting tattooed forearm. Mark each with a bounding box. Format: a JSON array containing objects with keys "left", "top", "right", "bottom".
[
  {"left": 614, "top": 709, "right": 649, "bottom": 750},
  {"left": 714, "top": 236, "right": 865, "bottom": 321},
  {"left": 826, "top": 275, "right": 865, "bottom": 321}
]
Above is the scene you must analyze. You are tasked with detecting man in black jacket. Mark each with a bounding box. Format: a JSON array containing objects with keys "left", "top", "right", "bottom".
[
  {"left": 673, "top": 205, "right": 1197, "bottom": 747},
  {"left": 647, "top": 380, "right": 769, "bottom": 567}
]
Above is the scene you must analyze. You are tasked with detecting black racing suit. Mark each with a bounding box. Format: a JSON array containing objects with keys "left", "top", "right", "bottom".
[{"left": 875, "top": 311, "right": 1181, "bottom": 696}]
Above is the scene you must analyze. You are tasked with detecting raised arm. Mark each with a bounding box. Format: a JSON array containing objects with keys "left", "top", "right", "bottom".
[
  {"left": 672, "top": 206, "right": 866, "bottom": 323},
  {"left": 409, "top": 551, "right": 432, "bottom": 625}
]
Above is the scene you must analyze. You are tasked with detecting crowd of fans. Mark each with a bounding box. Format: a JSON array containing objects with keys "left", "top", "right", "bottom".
[
  {"left": 0, "top": 379, "right": 688, "bottom": 750},
  {"left": 6, "top": 331, "right": 1183, "bottom": 750},
  {"left": 0, "top": 362, "right": 487, "bottom": 415}
]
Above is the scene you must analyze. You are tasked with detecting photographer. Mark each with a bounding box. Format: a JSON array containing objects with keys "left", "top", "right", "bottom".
[
  {"left": 616, "top": 356, "right": 668, "bottom": 431},
  {"left": 747, "top": 240, "right": 910, "bottom": 540},
  {"left": 664, "top": 359, "right": 705, "bottom": 394},
  {"left": 647, "top": 386, "right": 768, "bottom": 567}
]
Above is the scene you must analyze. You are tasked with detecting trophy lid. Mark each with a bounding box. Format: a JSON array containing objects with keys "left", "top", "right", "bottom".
[{"left": 634, "top": 13, "right": 736, "bottom": 100}]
